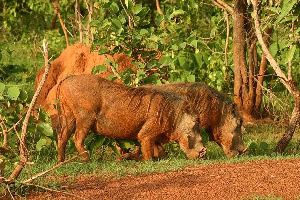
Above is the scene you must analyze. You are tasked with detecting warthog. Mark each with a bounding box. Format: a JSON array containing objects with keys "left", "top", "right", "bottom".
[
  {"left": 143, "top": 82, "right": 246, "bottom": 158},
  {"left": 54, "top": 74, "right": 206, "bottom": 162}
]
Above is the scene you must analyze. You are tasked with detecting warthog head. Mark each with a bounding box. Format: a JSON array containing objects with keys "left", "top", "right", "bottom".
[
  {"left": 176, "top": 113, "right": 207, "bottom": 159},
  {"left": 217, "top": 106, "right": 247, "bottom": 158}
]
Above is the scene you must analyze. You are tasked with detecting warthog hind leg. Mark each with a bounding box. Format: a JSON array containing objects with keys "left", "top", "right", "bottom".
[
  {"left": 73, "top": 120, "right": 93, "bottom": 162},
  {"left": 57, "top": 127, "right": 73, "bottom": 162}
]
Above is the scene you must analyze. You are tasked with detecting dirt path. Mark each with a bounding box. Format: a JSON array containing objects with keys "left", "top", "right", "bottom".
[{"left": 27, "top": 158, "right": 300, "bottom": 200}]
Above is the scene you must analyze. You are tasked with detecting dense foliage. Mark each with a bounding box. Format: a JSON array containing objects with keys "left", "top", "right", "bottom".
[{"left": 0, "top": 0, "right": 299, "bottom": 176}]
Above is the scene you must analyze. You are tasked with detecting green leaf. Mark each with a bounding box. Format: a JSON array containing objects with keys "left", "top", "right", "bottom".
[
  {"left": 179, "top": 42, "right": 186, "bottom": 49},
  {"left": 269, "top": 42, "right": 278, "bottom": 57},
  {"left": 172, "top": 44, "right": 178, "bottom": 51},
  {"left": 194, "top": 53, "right": 203, "bottom": 67},
  {"left": 155, "top": 15, "right": 164, "bottom": 26},
  {"left": 137, "top": 7, "right": 149, "bottom": 18},
  {"left": 89, "top": 20, "right": 101, "bottom": 26},
  {"left": 92, "top": 65, "right": 108, "bottom": 74},
  {"left": 187, "top": 34, "right": 196, "bottom": 44},
  {"left": 89, "top": 135, "right": 106, "bottom": 153},
  {"left": 159, "top": 56, "right": 172, "bottom": 66},
  {"left": 98, "top": 48, "right": 110, "bottom": 55},
  {"left": 274, "top": 0, "right": 298, "bottom": 24},
  {"left": 19, "top": 90, "right": 28, "bottom": 101},
  {"left": 136, "top": 69, "right": 145, "bottom": 77},
  {"left": 16, "top": 104, "right": 23, "bottom": 114},
  {"left": 187, "top": 74, "right": 195, "bottom": 82},
  {"left": 0, "top": 83, "right": 5, "bottom": 94},
  {"left": 36, "top": 139, "right": 48, "bottom": 151},
  {"left": 7, "top": 86, "right": 20, "bottom": 100},
  {"left": 116, "top": 139, "right": 135, "bottom": 149},
  {"left": 178, "top": 56, "right": 187, "bottom": 68},
  {"left": 140, "top": 29, "right": 148, "bottom": 36},
  {"left": 285, "top": 45, "right": 296, "bottom": 64},
  {"left": 110, "top": 2, "right": 119, "bottom": 14},
  {"left": 112, "top": 18, "right": 122, "bottom": 30},
  {"left": 111, "top": 144, "right": 122, "bottom": 156},
  {"left": 134, "top": 4, "right": 143, "bottom": 14},
  {"left": 156, "top": 79, "right": 162, "bottom": 85},
  {"left": 37, "top": 122, "right": 53, "bottom": 137},
  {"left": 125, "top": 0, "right": 134, "bottom": 10},
  {"left": 190, "top": 40, "right": 198, "bottom": 48},
  {"left": 108, "top": 75, "right": 117, "bottom": 81},
  {"left": 169, "top": 9, "right": 186, "bottom": 20}
]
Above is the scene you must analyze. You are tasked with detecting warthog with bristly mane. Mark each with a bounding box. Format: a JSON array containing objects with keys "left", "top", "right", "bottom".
[
  {"left": 143, "top": 82, "right": 246, "bottom": 158},
  {"left": 53, "top": 74, "right": 207, "bottom": 162}
]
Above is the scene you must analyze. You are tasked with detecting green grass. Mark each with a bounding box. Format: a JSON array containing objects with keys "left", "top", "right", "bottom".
[{"left": 4, "top": 123, "right": 300, "bottom": 194}]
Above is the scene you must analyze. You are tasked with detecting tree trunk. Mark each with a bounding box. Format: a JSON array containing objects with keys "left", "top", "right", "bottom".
[
  {"left": 233, "top": 0, "right": 271, "bottom": 121},
  {"left": 233, "top": 0, "right": 253, "bottom": 120},
  {"left": 275, "top": 97, "right": 300, "bottom": 153},
  {"left": 251, "top": 0, "right": 300, "bottom": 154}
]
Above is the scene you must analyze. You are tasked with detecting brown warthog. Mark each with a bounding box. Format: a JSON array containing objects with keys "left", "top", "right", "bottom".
[
  {"left": 54, "top": 74, "right": 206, "bottom": 162},
  {"left": 143, "top": 82, "right": 246, "bottom": 158}
]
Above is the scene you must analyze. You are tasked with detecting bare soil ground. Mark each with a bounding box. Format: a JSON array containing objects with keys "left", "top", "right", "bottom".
[{"left": 26, "top": 158, "right": 300, "bottom": 200}]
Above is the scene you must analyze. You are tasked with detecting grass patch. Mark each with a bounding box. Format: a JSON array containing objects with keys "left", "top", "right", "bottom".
[{"left": 5, "top": 123, "right": 300, "bottom": 195}]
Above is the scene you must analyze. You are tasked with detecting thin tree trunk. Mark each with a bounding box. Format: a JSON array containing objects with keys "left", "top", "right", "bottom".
[
  {"left": 251, "top": 0, "right": 300, "bottom": 153},
  {"left": 2, "top": 0, "right": 6, "bottom": 16},
  {"left": 276, "top": 101, "right": 300, "bottom": 153},
  {"left": 254, "top": 26, "right": 273, "bottom": 115},
  {"left": 52, "top": 0, "right": 69, "bottom": 46},
  {"left": 224, "top": 10, "right": 230, "bottom": 81},
  {"left": 8, "top": 41, "right": 51, "bottom": 182},
  {"left": 50, "top": 0, "right": 59, "bottom": 30},
  {"left": 87, "top": 0, "right": 94, "bottom": 41},
  {"left": 156, "top": 0, "right": 163, "bottom": 15},
  {"left": 75, "top": 0, "right": 83, "bottom": 43}
]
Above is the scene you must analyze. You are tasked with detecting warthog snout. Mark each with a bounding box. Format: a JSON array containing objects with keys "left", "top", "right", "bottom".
[{"left": 238, "top": 146, "right": 248, "bottom": 156}]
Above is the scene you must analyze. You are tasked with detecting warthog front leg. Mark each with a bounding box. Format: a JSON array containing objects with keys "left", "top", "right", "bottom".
[
  {"left": 140, "top": 137, "right": 155, "bottom": 160},
  {"left": 153, "top": 143, "right": 167, "bottom": 159},
  {"left": 137, "top": 121, "right": 161, "bottom": 160}
]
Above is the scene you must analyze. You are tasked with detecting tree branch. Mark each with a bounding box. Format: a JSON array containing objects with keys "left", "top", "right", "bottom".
[
  {"left": 22, "top": 153, "right": 83, "bottom": 184},
  {"left": 211, "top": 0, "right": 233, "bottom": 14},
  {"left": 224, "top": 10, "right": 230, "bottom": 80},
  {"left": 250, "top": 0, "right": 291, "bottom": 92},
  {"left": 7, "top": 39, "right": 51, "bottom": 182},
  {"left": 24, "top": 182, "right": 87, "bottom": 200},
  {"left": 103, "top": 54, "right": 122, "bottom": 80},
  {"left": 52, "top": 0, "right": 69, "bottom": 46},
  {"left": 83, "top": 0, "right": 94, "bottom": 42},
  {"left": 120, "top": 0, "right": 133, "bottom": 30},
  {"left": 75, "top": 0, "right": 83, "bottom": 43}
]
